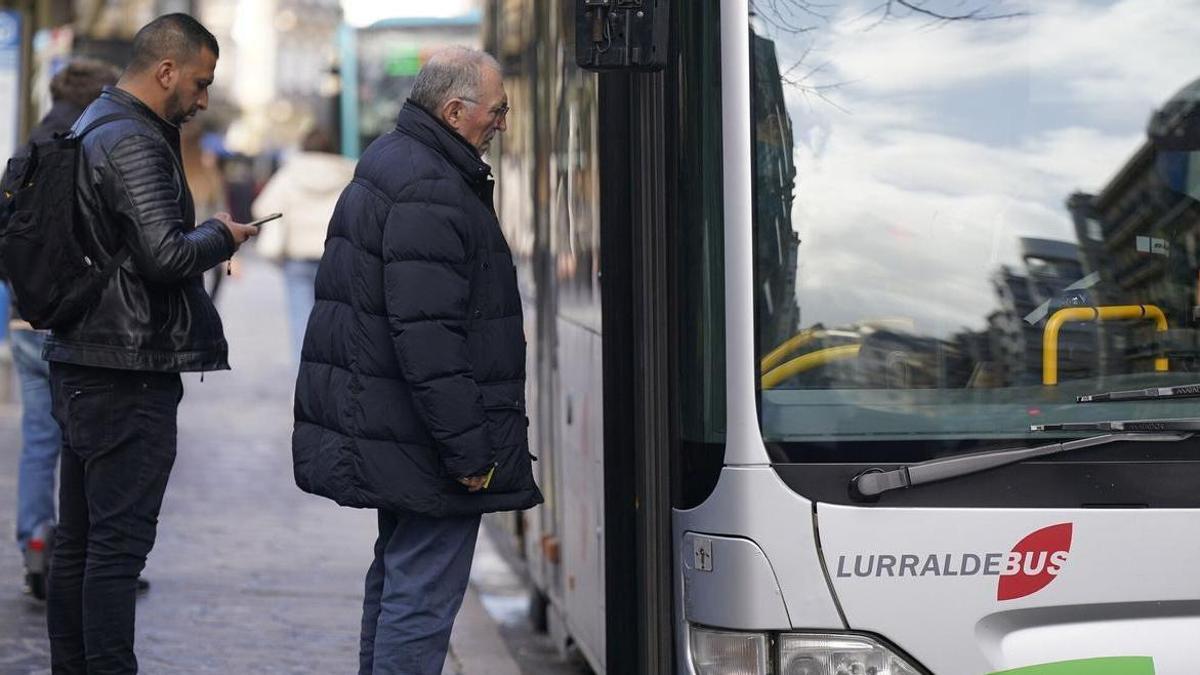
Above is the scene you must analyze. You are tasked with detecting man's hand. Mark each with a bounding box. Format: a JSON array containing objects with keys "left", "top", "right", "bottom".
[
  {"left": 212, "top": 212, "right": 259, "bottom": 248},
  {"left": 457, "top": 475, "right": 487, "bottom": 493}
]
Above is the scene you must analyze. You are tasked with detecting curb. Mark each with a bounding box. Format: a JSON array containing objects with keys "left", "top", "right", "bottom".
[{"left": 448, "top": 582, "right": 523, "bottom": 675}]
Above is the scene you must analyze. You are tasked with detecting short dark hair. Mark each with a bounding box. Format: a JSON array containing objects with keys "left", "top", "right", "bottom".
[
  {"left": 50, "top": 58, "right": 120, "bottom": 108},
  {"left": 126, "top": 13, "right": 219, "bottom": 74}
]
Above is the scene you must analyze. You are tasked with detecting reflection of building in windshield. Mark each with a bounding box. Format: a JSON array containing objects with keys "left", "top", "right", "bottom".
[
  {"left": 1065, "top": 76, "right": 1200, "bottom": 374},
  {"left": 987, "top": 238, "right": 1097, "bottom": 386},
  {"left": 752, "top": 33, "right": 802, "bottom": 353},
  {"left": 758, "top": 68, "right": 1200, "bottom": 391}
]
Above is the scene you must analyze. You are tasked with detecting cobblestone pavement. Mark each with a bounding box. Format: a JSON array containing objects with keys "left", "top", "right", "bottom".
[{"left": 0, "top": 255, "right": 536, "bottom": 674}]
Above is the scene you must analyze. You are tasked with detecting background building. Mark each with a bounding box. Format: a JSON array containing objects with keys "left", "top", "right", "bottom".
[
  {"left": 1, "top": 0, "right": 495, "bottom": 161},
  {"left": 1064, "top": 76, "right": 1200, "bottom": 378}
]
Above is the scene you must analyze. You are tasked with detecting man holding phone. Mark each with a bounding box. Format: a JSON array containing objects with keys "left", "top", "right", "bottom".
[
  {"left": 247, "top": 212, "right": 283, "bottom": 229},
  {"left": 42, "top": 14, "right": 257, "bottom": 673}
]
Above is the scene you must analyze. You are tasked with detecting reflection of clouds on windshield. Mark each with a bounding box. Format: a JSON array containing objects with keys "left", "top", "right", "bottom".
[
  {"left": 774, "top": 0, "right": 1200, "bottom": 335},
  {"left": 828, "top": 0, "right": 1193, "bottom": 108}
]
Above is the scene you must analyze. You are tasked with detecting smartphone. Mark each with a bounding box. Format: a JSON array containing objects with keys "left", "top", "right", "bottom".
[{"left": 247, "top": 212, "right": 283, "bottom": 228}]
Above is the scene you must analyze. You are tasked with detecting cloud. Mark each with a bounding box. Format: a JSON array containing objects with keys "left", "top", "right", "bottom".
[
  {"left": 789, "top": 118, "right": 1141, "bottom": 332},
  {"left": 757, "top": 0, "right": 1197, "bottom": 336},
  {"left": 816, "top": 0, "right": 1199, "bottom": 110}
]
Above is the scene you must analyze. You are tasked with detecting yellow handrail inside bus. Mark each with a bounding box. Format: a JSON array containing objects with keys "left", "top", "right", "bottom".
[
  {"left": 762, "top": 344, "right": 862, "bottom": 389},
  {"left": 1042, "top": 304, "right": 1168, "bottom": 385},
  {"left": 760, "top": 320, "right": 912, "bottom": 374},
  {"left": 760, "top": 328, "right": 817, "bottom": 373}
]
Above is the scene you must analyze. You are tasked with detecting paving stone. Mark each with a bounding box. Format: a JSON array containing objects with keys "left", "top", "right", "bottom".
[{"left": 0, "top": 256, "right": 525, "bottom": 674}]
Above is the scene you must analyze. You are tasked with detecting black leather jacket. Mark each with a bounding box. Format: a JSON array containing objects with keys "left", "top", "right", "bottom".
[{"left": 43, "top": 87, "right": 236, "bottom": 372}]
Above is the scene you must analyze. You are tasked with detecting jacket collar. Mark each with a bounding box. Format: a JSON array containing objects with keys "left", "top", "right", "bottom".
[
  {"left": 99, "top": 86, "right": 182, "bottom": 148},
  {"left": 395, "top": 100, "right": 492, "bottom": 184}
]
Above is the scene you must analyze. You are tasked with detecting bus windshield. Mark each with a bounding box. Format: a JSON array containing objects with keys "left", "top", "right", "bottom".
[{"left": 751, "top": 1, "right": 1200, "bottom": 449}]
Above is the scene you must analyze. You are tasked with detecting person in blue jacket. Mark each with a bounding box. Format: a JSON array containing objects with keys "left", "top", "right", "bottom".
[{"left": 5, "top": 57, "right": 119, "bottom": 599}]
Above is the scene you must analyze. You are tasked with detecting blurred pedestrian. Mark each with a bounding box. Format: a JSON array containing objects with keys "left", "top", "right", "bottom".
[
  {"left": 5, "top": 57, "right": 119, "bottom": 600},
  {"left": 252, "top": 127, "right": 356, "bottom": 359},
  {"left": 43, "top": 14, "right": 259, "bottom": 673},
  {"left": 291, "top": 47, "right": 541, "bottom": 675},
  {"left": 181, "top": 118, "right": 231, "bottom": 301}
]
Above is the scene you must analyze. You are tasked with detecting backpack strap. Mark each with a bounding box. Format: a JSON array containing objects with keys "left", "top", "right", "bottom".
[
  {"left": 74, "top": 112, "right": 135, "bottom": 139},
  {"left": 73, "top": 113, "right": 136, "bottom": 275},
  {"left": 104, "top": 247, "right": 132, "bottom": 276}
]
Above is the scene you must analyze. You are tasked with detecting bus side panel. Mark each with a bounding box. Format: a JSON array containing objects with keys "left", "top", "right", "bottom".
[
  {"left": 485, "top": 0, "right": 556, "bottom": 605},
  {"left": 673, "top": 467, "right": 845, "bottom": 651},
  {"left": 521, "top": 301, "right": 549, "bottom": 602},
  {"left": 556, "top": 318, "right": 606, "bottom": 672}
]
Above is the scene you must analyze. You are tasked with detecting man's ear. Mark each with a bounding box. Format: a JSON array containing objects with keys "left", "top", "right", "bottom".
[
  {"left": 441, "top": 99, "right": 466, "bottom": 129},
  {"left": 154, "top": 59, "right": 178, "bottom": 91}
]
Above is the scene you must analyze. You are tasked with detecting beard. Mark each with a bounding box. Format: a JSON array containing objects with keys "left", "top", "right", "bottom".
[{"left": 164, "top": 91, "right": 196, "bottom": 126}]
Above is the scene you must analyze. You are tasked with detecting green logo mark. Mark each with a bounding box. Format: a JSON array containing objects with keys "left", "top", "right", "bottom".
[{"left": 990, "top": 656, "right": 1154, "bottom": 675}]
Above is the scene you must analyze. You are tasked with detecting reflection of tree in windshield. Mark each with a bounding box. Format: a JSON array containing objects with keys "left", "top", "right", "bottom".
[
  {"left": 750, "top": 0, "right": 1023, "bottom": 34},
  {"left": 752, "top": 0, "right": 1038, "bottom": 393},
  {"left": 749, "top": 0, "right": 1024, "bottom": 97}
]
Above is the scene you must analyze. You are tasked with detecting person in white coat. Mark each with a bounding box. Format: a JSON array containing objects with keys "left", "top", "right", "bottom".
[{"left": 253, "top": 128, "right": 356, "bottom": 359}]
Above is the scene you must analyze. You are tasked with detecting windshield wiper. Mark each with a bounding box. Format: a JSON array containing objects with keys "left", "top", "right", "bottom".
[
  {"left": 849, "top": 419, "right": 1199, "bottom": 501},
  {"left": 1077, "top": 383, "right": 1200, "bottom": 403},
  {"left": 1032, "top": 418, "right": 1200, "bottom": 432}
]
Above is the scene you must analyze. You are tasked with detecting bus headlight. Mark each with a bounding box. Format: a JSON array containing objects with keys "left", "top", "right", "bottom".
[
  {"left": 778, "top": 633, "right": 922, "bottom": 675},
  {"left": 689, "top": 626, "right": 769, "bottom": 675}
]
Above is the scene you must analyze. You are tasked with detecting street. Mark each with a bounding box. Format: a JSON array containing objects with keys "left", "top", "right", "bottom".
[{"left": 0, "top": 254, "right": 589, "bottom": 675}]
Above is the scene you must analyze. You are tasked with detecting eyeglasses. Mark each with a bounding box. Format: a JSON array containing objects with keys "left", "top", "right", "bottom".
[{"left": 461, "top": 97, "right": 510, "bottom": 121}]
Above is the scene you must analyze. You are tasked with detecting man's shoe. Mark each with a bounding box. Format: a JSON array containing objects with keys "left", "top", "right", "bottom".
[{"left": 23, "top": 570, "right": 46, "bottom": 601}]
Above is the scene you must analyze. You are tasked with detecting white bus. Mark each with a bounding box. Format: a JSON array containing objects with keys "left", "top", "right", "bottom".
[{"left": 484, "top": 1, "right": 1200, "bottom": 673}]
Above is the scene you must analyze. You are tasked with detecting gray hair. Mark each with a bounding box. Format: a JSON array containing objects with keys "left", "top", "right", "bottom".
[{"left": 409, "top": 47, "right": 501, "bottom": 112}]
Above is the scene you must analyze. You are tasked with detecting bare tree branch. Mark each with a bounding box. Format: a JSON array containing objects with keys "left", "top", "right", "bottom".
[
  {"left": 751, "top": 0, "right": 1027, "bottom": 31},
  {"left": 882, "top": 0, "right": 1027, "bottom": 23},
  {"left": 753, "top": 0, "right": 822, "bottom": 35},
  {"left": 750, "top": 0, "right": 1028, "bottom": 108}
]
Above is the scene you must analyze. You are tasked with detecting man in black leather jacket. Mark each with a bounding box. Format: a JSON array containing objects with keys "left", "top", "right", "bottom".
[{"left": 44, "top": 14, "right": 258, "bottom": 674}]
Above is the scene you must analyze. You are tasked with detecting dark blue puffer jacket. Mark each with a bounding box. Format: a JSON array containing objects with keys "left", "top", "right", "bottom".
[{"left": 292, "top": 101, "right": 543, "bottom": 517}]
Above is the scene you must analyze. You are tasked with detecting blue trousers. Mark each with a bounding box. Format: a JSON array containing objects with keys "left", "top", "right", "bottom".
[
  {"left": 282, "top": 259, "right": 320, "bottom": 361},
  {"left": 13, "top": 329, "right": 60, "bottom": 551},
  {"left": 359, "top": 510, "right": 481, "bottom": 675}
]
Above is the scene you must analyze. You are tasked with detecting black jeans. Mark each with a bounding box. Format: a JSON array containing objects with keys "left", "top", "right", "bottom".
[{"left": 47, "top": 362, "right": 183, "bottom": 675}]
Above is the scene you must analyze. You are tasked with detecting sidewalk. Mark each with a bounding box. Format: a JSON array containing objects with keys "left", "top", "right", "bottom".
[
  {"left": 0, "top": 254, "right": 522, "bottom": 674},
  {"left": 448, "top": 576, "right": 522, "bottom": 675}
]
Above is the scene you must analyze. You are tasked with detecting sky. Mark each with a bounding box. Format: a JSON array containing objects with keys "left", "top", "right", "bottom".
[
  {"left": 340, "top": 0, "right": 479, "bottom": 28},
  {"left": 759, "top": 0, "right": 1200, "bottom": 336}
]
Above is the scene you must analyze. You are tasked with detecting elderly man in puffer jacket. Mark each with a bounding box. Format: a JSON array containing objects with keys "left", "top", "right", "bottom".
[{"left": 291, "top": 47, "right": 542, "bottom": 675}]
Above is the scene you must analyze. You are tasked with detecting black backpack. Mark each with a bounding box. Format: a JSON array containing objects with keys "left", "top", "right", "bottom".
[{"left": 0, "top": 113, "right": 131, "bottom": 329}]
